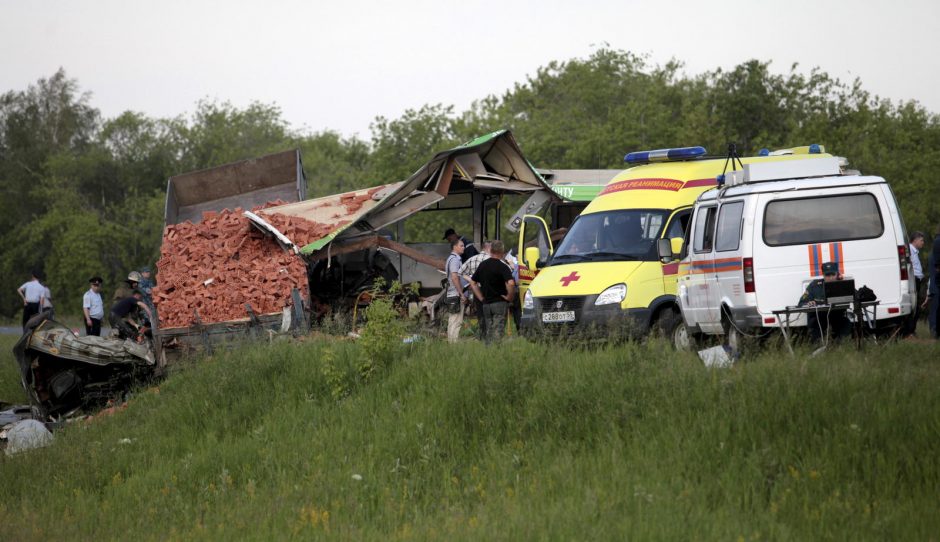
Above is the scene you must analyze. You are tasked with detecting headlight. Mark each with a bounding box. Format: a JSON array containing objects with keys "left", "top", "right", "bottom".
[
  {"left": 594, "top": 283, "right": 626, "bottom": 306},
  {"left": 523, "top": 289, "right": 534, "bottom": 310}
]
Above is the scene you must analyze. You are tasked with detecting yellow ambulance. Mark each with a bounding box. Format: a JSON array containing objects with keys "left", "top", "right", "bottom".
[{"left": 517, "top": 145, "right": 834, "bottom": 341}]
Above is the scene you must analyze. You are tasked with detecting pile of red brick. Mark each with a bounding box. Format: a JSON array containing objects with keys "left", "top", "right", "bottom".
[{"left": 153, "top": 204, "right": 345, "bottom": 329}]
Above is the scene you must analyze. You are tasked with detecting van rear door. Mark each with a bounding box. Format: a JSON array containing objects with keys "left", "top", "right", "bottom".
[{"left": 752, "top": 189, "right": 899, "bottom": 318}]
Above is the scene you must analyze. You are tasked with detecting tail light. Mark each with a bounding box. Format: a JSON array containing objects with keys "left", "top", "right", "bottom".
[
  {"left": 743, "top": 257, "right": 755, "bottom": 293},
  {"left": 898, "top": 245, "right": 909, "bottom": 281}
]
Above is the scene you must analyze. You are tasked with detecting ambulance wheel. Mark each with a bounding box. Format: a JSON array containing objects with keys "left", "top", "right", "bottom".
[{"left": 654, "top": 308, "right": 693, "bottom": 350}]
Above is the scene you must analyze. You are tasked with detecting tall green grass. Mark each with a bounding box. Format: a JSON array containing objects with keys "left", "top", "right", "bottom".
[
  {"left": 1, "top": 334, "right": 938, "bottom": 540},
  {"left": 0, "top": 335, "right": 26, "bottom": 404}
]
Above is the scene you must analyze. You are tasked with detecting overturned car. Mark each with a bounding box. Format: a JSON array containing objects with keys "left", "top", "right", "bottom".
[{"left": 13, "top": 314, "right": 156, "bottom": 420}]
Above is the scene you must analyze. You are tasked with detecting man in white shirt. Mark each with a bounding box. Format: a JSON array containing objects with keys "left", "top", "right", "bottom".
[
  {"left": 83, "top": 276, "right": 105, "bottom": 336},
  {"left": 903, "top": 232, "right": 925, "bottom": 337},
  {"left": 17, "top": 270, "right": 45, "bottom": 331},
  {"left": 444, "top": 238, "right": 467, "bottom": 343}
]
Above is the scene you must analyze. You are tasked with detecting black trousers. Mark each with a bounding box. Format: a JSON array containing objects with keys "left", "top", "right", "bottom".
[
  {"left": 902, "top": 277, "right": 923, "bottom": 337},
  {"left": 22, "top": 302, "right": 40, "bottom": 331},
  {"left": 85, "top": 317, "right": 102, "bottom": 337},
  {"left": 474, "top": 297, "right": 487, "bottom": 339},
  {"left": 807, "top": 309, "right": 852, "bottom": 343}
]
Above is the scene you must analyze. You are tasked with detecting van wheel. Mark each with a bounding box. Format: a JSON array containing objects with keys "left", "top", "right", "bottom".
[
  {"left": 722, "top": 314, "right": 749, "bottom": 358},
  {"left": 672, "top": 320, "right": 695, "bottom": 351}
]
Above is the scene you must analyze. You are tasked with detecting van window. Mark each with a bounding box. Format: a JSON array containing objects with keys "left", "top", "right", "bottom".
[
  {"left": 715, "top": 201, "right": 744, "bottom": 252},
  {"left": 693, "top": 206, "right": 718, "bottom": 253},
  {"left": 763, "top": 193, "right": 884, "bottom": 246}
]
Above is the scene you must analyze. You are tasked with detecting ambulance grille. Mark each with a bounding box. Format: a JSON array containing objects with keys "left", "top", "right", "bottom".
[{"left": 539, "top": 297, "right": 586, "bottom": 313}]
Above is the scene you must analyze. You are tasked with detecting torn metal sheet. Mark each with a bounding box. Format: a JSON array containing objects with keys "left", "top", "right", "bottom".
[{"left": 254, "top": 130, "right": 553, "bottom": 257}]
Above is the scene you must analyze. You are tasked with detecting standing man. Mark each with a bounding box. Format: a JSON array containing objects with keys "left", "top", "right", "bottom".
[
  {"left": 902, "top": 232, "right": 925, "bottom": 337},
  {"left": 469, "top": 240, "right": 516, "bottom": 345},
  {"left": 83, "top": 277, "right": 105, "bottom": 336},
  {"left": 138, "top": 266, "right": 156, "bottom": 317},
  {"left": 461, "top": 240, "right": 492, "bottom": 339},
  {"left": 928, "top": 226, "right": 940, "bottom": 339},
  {"left": 444, "top": 237, "right": 468, "bottom": 343},
  {"left": 503, "top": 249, "right": 522, "bottom": 332},
  {"left": 443, "top": 228, "right": 479, "bottom": 263},
  {"left": 17, "top": 270, "right": 45, "bottom": 331}
]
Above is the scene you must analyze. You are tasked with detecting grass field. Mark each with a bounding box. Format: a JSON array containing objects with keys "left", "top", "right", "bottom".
[{"left": 1, "top": 330, "right": 938, "bottom": 540}]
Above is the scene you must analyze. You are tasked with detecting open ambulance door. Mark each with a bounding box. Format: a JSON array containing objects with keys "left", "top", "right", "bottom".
[{"left": 517, "top": 215, "right": 554, "bottom": 301}]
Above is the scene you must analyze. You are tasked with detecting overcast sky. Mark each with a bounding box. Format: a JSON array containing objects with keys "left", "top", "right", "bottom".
[{"left": 2, "top": 0, "right": 937, "bottom": 139}]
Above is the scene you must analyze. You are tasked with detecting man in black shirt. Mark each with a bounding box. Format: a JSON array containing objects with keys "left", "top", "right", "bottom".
[
  {"left": 109, "top": 290, "right": 153, "bottom": 340},
  {"left": 469, "top": 240, "right": 515, "bottom": 344}
]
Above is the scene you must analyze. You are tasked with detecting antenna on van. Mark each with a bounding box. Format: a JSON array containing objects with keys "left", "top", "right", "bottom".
[
  {"left": 722, "top": 143, "right": 744, "bottom": 174},
  {"left": 715, "top": 143, "right": 744, "bottom": 188}
]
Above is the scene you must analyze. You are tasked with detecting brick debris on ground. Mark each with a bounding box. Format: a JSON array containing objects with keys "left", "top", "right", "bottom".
[{"left": 153, "top": 201, "right": 348, "bottom": 329}]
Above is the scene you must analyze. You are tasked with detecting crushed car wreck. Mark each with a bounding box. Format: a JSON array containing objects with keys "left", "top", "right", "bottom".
[{"left": 13, "top": 314, "right": 155, "bottom": 420}]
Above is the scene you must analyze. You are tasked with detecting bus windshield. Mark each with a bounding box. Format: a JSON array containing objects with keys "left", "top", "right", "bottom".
[{"left": 551, "top": 209, "right": 669, "bottom": 263}]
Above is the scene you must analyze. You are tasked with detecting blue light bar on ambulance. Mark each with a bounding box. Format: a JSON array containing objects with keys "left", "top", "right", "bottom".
[{"left": 624, "top": 146, "right": 707, "bottom": 164}]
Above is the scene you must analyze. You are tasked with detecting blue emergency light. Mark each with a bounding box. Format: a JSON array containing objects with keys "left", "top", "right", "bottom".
[{"left": 624, "top": 146, "right": 707, "bottom": 164}]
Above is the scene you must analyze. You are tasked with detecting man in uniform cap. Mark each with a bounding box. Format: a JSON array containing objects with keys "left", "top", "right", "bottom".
[
  {"left": 443, "top": 228, "right": 478, "bottom": 263},
  {"left": 83, "top": 277, "right": 105, "bottom": 336},
  {"left": 798, "top": 261, "right": 852, "bottom": 343}
]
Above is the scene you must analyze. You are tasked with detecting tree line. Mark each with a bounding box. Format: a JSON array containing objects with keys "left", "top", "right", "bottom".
[{"left": 2, "top": 49, "right": 937, "bottom": 317}]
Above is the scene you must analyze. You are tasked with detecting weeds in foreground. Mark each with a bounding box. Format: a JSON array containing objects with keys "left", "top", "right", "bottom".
[{"left": 0, "top": 335, "right": 937, "bottom": 540}]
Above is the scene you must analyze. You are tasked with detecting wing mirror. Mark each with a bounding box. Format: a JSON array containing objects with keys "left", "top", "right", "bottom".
[
  {"left": 657, "top": 239, "right": 673, "bottom": 262},
  {"left": 658, "top": 237, "right": 685, "bottom": 262},
  {"left": 524, "top": 247, "right": 542, "bottom": 271}
]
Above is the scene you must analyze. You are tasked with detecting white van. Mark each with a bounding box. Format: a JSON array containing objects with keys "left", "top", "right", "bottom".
[{"left": 675, "top": 156, "right": 915, "bottom": 346}]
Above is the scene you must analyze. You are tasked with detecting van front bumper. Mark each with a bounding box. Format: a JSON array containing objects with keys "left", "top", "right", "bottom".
[{"left": 520, "top": 294, "right": 651, "bottom": 340}]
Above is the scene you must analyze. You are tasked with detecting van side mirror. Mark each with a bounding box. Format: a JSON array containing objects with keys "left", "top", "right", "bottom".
[
  {"left": 524, "top": 247, "right": 541, "bottom": 271},
  {"left": 657, "top": 239, "right": 674, "bottom": 262}
]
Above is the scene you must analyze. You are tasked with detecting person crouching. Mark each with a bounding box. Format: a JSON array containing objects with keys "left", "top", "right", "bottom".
[{"left": 109, "top": 290, "right": 153, "bottom": 341}]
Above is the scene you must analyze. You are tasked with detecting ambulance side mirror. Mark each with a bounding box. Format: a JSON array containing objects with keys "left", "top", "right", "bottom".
[
  {"left": 658, "top": 237, "right": 684, "bottom": 262},
  {"left": 670, "top": 237, "right": 684, "bottom": 258},
  {"left": 524, "top": 247, "right": 542, "bottom": 272},
  {"left": 657, "top": 239, "right": 674, "bottom": 262}
]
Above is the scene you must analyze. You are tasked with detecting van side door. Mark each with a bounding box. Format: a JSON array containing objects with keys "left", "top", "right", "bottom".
[
  {"left": 684, "top": 205, "right": 718, "bottom": 329},
  {"left": 710, "top": 200, "right": 746, "bottom": 321}
]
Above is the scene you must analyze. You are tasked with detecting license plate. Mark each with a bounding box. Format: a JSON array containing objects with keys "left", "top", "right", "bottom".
[{"left": 542, "top": 311, "right": 575, "bottom": 323}]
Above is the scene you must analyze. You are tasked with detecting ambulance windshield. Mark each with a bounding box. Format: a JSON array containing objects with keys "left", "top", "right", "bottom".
[{"left": 552, "top": 209, "right": 669, "bottom": 262}]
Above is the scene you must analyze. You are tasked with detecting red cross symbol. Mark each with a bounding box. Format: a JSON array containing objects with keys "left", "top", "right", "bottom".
[{"left": 560, "top": 271, "right": 581, "bottom": 287}]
